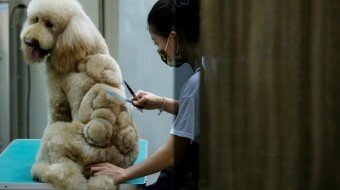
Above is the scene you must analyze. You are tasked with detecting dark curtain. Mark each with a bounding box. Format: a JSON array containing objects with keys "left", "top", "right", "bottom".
[{"left": 199, "top": 0, "right": 340, "bottom": 189}]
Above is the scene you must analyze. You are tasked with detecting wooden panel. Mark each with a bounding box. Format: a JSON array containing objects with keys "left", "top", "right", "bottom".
[{"left": 199, "top": 0, "right": 340, "bottom": 189}]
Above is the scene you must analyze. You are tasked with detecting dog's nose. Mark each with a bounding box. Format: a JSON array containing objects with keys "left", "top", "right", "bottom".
[{"left": 24, "top": 37, "right": 40, "bottom": 48}]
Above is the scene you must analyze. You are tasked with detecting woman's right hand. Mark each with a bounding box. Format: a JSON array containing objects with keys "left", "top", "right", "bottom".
[{"left": 130, "top": 90, "right": 164, "bottom": 110}]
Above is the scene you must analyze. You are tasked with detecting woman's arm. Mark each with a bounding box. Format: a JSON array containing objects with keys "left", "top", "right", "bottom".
[
  {"left": 88, "top": 135, "right": 190, "bottom": 184},
  {"left": 162, "top": 97, "right": 179, "bottom": 115},
  {"left": 131, "top": 90, "right": 179, "bottom": 115}
]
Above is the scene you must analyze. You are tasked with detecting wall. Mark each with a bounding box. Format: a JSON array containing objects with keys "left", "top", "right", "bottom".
[
  {"left": 79, "top": 0, "right": 99, "bottom": 30},
  {"left": 0, "top": 2, "right": 10, "bottom": 151}
]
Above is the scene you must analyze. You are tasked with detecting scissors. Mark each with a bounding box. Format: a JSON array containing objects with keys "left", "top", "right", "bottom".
[
  {"left": 124, "top": 80, "right": 144, "bottom": 111},
  {"left": 106, "top": 81, "right": 143, "bottom": 113}
]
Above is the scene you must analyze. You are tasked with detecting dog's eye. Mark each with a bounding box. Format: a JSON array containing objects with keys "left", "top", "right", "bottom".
[
  {"left": 32, "top": 17, "right": 39, "bottom": 23},
  {"left": 45, "top": 21, "right": 53, "bottom": 28}
]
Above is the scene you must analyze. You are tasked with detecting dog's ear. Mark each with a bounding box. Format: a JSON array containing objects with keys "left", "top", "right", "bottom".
[{"left": 50, "top": 14, "right": 98, "bottom": 72}]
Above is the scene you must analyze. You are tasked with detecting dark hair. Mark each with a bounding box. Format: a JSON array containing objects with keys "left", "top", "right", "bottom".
[{"left": 147, "top": 0, "right": 200, "bottom": 44}]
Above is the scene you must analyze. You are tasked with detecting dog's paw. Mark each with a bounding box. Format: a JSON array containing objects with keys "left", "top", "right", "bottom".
[
  {"left": 31, "top": 161, "right": 48, "bottom": 183},
  {"left": 88, "top": 175, "right": 116, "bottom": 190},
  {"left": 46, "top": 163, "right": 87, "bottom": 190},
  {"left": 32, "top": 174, "right": 45, "bottom": 183}
]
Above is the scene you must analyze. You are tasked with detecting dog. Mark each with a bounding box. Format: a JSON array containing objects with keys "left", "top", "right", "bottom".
[{"left": 20, "top": 0, "right": 139, "bottom": 189}]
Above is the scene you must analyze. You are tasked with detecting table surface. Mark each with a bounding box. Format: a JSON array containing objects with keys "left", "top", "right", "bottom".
[{"left": 0, "top": 139, "right": 147, "bottom": 185}]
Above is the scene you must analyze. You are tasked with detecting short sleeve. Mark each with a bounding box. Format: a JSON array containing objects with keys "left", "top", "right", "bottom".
[{"left": 170, "top": 96, "right": 199, "bottom": 142}]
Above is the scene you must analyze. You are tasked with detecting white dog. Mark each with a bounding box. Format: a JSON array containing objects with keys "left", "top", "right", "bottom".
[{"left": 20, "top": 0, "right": 139, "bottom": 189}]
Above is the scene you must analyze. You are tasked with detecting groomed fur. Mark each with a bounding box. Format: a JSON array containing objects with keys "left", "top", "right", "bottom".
[{"left": 20, "top": 0, "right": 139, "bottom": 189}]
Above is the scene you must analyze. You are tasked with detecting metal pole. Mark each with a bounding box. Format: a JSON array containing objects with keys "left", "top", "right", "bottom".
[{"left": 98, "top": 0, "right": 105, "bottom": 38}]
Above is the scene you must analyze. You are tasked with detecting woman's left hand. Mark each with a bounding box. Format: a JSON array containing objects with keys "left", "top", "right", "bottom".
[{"left": 86, "top": 163, "right": 127, "bottom": 185}]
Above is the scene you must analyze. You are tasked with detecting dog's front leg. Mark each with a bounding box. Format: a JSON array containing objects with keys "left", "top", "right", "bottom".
[
  {"left": 35, "top": 159, "right": 87, "bottom": 190},
  {"left": 47, "top": 81, "right": 72, "bottom": 123},
  {"left": 32, "top": 121, "right": 87, "bottom": 190}
]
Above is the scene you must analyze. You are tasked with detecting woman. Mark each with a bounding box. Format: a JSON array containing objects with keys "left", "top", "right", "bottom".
[{"left": 87, "top": 0, "right": 201, "bottom": 189}]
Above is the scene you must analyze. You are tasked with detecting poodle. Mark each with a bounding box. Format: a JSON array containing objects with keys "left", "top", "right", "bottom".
[{"left": 20, "top": 0, "right": 139, "bottom": 189}]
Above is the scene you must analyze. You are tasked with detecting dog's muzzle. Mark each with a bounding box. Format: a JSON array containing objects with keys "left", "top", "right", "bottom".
[{"left": 24, "top": 37, "right": 50, "bottom": 60}]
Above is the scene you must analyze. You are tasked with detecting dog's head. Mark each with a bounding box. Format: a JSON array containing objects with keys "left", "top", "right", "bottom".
[{"left": 21, "top": 0, "right": 103, "bottom": 72}]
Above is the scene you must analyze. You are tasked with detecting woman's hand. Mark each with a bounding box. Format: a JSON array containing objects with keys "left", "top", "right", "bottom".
[
  {"left": 131, "top": 90, "right": 180, "bottom": 115},
  {"left": 86, "top": 163, "right": 128, "bottom": 185},
  {"left": 131, "top": 90, "right": 164, "bottom": 110}
]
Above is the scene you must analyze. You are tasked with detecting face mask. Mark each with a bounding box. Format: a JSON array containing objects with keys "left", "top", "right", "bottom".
[{"left": 157, "top": 34, "right": 186, "bottom": 67}]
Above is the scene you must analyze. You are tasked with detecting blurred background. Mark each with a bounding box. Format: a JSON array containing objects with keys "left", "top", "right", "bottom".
[{"left": 0, "top": 0, "right": 192, "bottom": 184}]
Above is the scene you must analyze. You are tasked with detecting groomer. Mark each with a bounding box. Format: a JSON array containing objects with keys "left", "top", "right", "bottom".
[{"left": 88, "top": 0, "right": 201, "bottom": 189}]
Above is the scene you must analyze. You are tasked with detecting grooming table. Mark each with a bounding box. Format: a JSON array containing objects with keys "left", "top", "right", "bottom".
[{"left": 0, "top": 139, "right": 147, "bottom": 190}]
